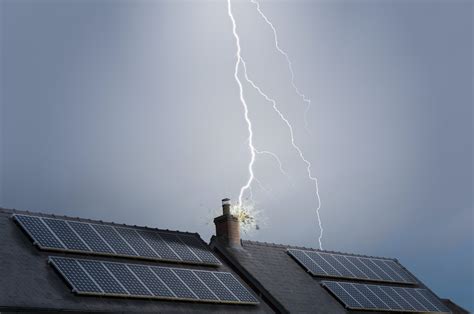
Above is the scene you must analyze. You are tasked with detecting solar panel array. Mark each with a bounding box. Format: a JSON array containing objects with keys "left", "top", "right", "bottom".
[
  {"left": 288, "top": 249, "right": 415, "bottom": 284},
  {"left": 49, "top": 256, "right": 258, "bottom": 304},
  {"left": 13, "top": 214, "right": 220, "bottom": 266},
  {"left": 321, "top": 281, "right": 451, "bottom": 313}
]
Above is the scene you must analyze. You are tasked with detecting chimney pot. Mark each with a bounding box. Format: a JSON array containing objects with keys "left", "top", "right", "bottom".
[
  {"left": 222, "top": 198, "right": 231, "bottom": 215},
  {"left": 214, "top": 198, "right": 241, "bottom": 248}
]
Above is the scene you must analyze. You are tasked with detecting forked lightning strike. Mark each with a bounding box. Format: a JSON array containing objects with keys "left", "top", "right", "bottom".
[
  {"left": 250, "top": 0, "right": 312, "bottom": 132},
  {"left": 226, "top": 0, "right": 256, "bottom": 208},
  {"left": 227, "top": 0, "right": 323, "bottom": 249}
]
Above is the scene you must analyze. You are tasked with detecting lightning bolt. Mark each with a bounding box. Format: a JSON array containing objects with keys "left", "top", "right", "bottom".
[
  {"left": 241, "top": 60, "right": 323, "bottom": 250},
  {"left": 227, "top": 0, "right": 323, "bottom": 249},
  {"left": 227, "top": 0, "right": 256, "bottom": 209},
  {"left": 250, "top": 0, "right": 312, "bottom": 133}
]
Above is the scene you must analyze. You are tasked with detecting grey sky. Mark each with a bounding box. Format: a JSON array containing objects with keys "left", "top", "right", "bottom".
[{"left": 1, "top": 0, "right": 472, "bottom": 310}]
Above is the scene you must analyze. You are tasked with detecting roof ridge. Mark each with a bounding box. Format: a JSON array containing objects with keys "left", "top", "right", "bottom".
[
  {"left": 241, "top": 239, "right": 396, "bottom": 261},
  {"left": 2, "top": 207, "right": 200, "bottom": 237}
]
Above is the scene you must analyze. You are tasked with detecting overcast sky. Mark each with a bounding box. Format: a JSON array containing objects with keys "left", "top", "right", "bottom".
[{"left": 1, "top": 0, "right": 472, "bottom": 310}]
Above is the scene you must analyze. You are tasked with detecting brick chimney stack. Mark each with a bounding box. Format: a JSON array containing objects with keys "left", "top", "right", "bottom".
[{"left": 214, "top": 198, "right": 241, "bottom": 248}]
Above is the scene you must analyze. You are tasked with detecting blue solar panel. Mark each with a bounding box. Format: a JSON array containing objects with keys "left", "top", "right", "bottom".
[
  {"left": 50, "top": 257, "right": 259, "bottom": 304},
  {"left": 14, "top": 214, "right": 221, "bottom": 266},
  {"left": 323, "top": 281, "right": 361, "bottom": 308},
  {"left": 288, "top": 249, "right": 417, "bottom": 284},
  {"left": 138, "top": 231, "right": 181, "bottom": 261},
  {"left": 14, "top": 215, "right": 64, "bottom": 249},
  {"left": 78, "top": 259, "right": 128, "bottom": 295},
  {"left": 92, "top": 224, "right": 137, "bottom": 257},
  {"left": 178, "top": 235, "right": 221, "bottom": 265},
  {"left": 287, "top": 249, "right": 327, "bottom": 275},
  {"left": 194, "top": 271, "right": 238, "bottom": 302},
  {"left": 159, "top": 233, "right": 201, "bottom": 263},
  {"left": 416, "top": 289, "right": 451, "bottom": 313},
  {"left": 333, "top": 254, "right": 368, "bottom": 279},
  {"left": 128, "top": 264, "right": 175, "bottom": 298},
  {"left": 103, "top": 262, "right": 152, "bottom": 296},
  {"left": 49, "top": 257, "right": 101, "bottom": 293},
  {"left": 214, "top": 272, "right": 259, "bottom": 303},
  {"left": 68, "top": 221, "right": 114, "bottom": 254},
  {"left": 151, "top": 267, "right": 197, "bottom": 299},
  {"left": 322, "top": 281, "right": 450, "bottom": 313},
  {"left": 304, "top": 251, "right": 341, "bottom": 277},
  {"left": 43, "top": 218, "right": 89, "bottom": 251},
  {"left": 115, "top": 227, "right": 157, "bottom": 258},
  {"left": 173, "top": 269, "right": 218, "bottom": 301}
]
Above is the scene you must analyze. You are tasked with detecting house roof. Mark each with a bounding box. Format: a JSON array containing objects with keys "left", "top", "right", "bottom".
[
  {"left": 211, "top": 238, "right": 452, "bottom": 314},
  {"left": 0, "top": 207, "right": 272, "bottom": 313}
]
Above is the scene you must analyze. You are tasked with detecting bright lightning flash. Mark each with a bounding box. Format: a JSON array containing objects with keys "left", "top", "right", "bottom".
[
  {"left": 250, "top": 0, "right": 312, "bottom": 133},
  {"left": 227, "top": 0, "right": 323, "bottom": 249}
]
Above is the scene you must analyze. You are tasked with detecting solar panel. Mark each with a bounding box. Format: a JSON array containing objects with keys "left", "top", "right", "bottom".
[
  {"left": 287, "top": 248, "right": 416, "bottom": 284},
  {"left": 13, "top": 214, "right": 221, "bottom": 266},
  {"left": 321, "top": 281, "right": 451, "bottom": 313},
  {"left": 49, "top": 256, "right": 258, "bottom": 304}
]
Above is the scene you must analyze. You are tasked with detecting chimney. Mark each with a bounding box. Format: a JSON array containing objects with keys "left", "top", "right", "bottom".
[{"left": 214, "top": 198, "right": 241, "bottom": 248}]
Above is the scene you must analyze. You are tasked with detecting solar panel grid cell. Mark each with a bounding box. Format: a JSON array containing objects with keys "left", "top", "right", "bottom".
[
  {"left": 335, "top": 255, "right": 368, "bottom": 279},
  {"left": 51, "top": 257, "right": 102, "bottom": 293},
  {"left": 321, "top": 253, "right": 354, "bottom": 278},
  {"left": 214, "top": 272, "right": 259, "bottom": 303},
  {"left": 305, "top": 251, "right": 341, "bottom": 276},
  {"left": 173, "top": 269, "right": 218, "bottom": 301},
  {"left": 92, "top": 224, "right": 137, "bottom": 257},
  {"left": 392, "top": 287, "right": 427, "bottom": 311},
  {"left": 43, "top": 218, "right": 90, "bottom": 251},
  {"left": 338, "top": 282, "right": 375, "bottom": 309},
  {"left": 348, "top": 256, "right": 381, "bottom": 281},
  {"left": 15, "top": 215, "right": 64, "bottom": 249},
  {"left": 288, "top": 249, "right": 327, "bottom": 275},
  {"left": 179, "top": 235, "right": 221, "bottom": 265},
  {"left": 68, "top": 221, "right": 114, "bottom": 254},
  {"left": 324, "top": 281, "right": 362, "bottom": 309},
  {"left": 417, "top": 289, "right": 450, "bottom": 312},
  {"left": 411, "top": 289, "right": 440, "bottom": 312},
  {"left": 79, "top": 260, "right": 127, "bottom": 295},
  {"left": 379, "top": 285, "right": 413, "bottom": 311},
  {"left": 194, "top": 271, "right": 238, "bottom": 302},
  {"left": 128, "top": 264, "right": 175, "bottom": 298},
  {"left": 160, "top": 233, "right": 201, "bottom": 263},
  {"left": 366, "top": 285, "right": 402, "bottom": 310},
  {"left": 139, "top": 231, "right": 181, "bottom": 261},
  {"left": 115, "top": 227, "right": 158, "bottom": 258},
  {"left": 372, "top": 259, "right": 405, "bottom": 282},
  {"left": 152, "top": 267, "right": 197, "bottom": 299},
  {"left": 103, "top": 262, "right": 152, "bottom": 296},
  {"left": 361, "top": 259, "right": 393, "bottom": 282},
  {"left": 352, "top": 283, "right": 389, "bottom": 310},
  {"left": 386, "top": 260, "right": 416, "bottom": 283}
]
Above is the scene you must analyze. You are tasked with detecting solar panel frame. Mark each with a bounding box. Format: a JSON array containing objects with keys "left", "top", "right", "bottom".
[
  {"left": 287, "top": 248, "right": 417, "bottom": 284},
  {"left": 321, "top": 281, "right": 451, "bottom": 313},
  {"left": 49, "top": 256, "right": 259, "bottom": 305},
  {"left": 14, "top": 214, "right": 221, "bottom": 266}
]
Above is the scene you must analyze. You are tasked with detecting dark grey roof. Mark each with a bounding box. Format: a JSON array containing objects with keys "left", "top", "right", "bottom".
[
  {"left": 441, "top": 299, "right": 470, "bottom": 314},
  {"left": 212, "top": 238, "right": 450, "bottom": 314},
  {"left": 0, "top": 207, "right": 273, "bottom": 313}
]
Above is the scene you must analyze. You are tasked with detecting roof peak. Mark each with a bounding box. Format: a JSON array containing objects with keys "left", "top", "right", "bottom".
[{"left": 241, "top": 239, "right": 397, "bottom": 261}]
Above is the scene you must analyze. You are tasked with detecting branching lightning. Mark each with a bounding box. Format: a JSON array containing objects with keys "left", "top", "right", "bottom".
[
  {"left": 250, "top": 0, "right": 312, "bottom": 132},
  {"left": 227, "top": 0, "right": 256, "bottom": 209},
  {"left": 227, "top": 0, "right": 323, "bottom": 249}
]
